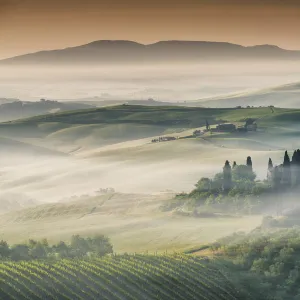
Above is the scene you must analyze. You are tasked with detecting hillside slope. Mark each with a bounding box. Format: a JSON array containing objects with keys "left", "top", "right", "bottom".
[
  {"left": 0, "top": 105, "right": 299, "bottom": 155},
  {"left": 199, "top": 82, "right": 300, "bottom": 108},
  {"left": 0, "top": 105, "right": 288, "bottom": 127},
  {"left": 0, "top": 99, "right": 95, "bottom": 122}
]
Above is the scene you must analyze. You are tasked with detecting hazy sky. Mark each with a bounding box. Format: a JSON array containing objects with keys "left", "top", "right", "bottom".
[{"left": 0, "top": 0, "right": 299, "bottom": 59}]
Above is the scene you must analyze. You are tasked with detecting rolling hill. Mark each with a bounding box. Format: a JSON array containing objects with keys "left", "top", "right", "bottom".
[
  {"left": 1, "top": 40, "right": 300, "bottom": 65},
  {"left": 0, "top": 99, "right": 95, "bottom": 122},
  {"left": 0, "top": 105, "right": 277, "bottom": 150},
  {"left": 0, "top": 105, "right": 299, "bottom": 153},
  {"left": 1, "top": 105, "right": 300, "bottom": 208},
  {"left": 198, "top": 82, "right": 300, "bottom": 108}
]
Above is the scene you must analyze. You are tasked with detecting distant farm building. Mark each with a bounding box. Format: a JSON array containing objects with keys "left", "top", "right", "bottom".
[{"left": 215, "top": 123, "right": 236, "bottom": 132}]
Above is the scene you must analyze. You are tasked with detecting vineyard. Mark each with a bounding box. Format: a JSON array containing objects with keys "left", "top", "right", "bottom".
[{"left": 0, "top": 254, "right": 242, "bottom": 300}]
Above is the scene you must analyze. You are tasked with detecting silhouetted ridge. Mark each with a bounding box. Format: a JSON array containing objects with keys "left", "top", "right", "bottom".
[{"left": 1, "top": 40, "right": 299, "bottom": 65}]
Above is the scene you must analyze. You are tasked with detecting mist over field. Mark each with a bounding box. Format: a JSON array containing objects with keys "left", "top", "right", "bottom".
[
  {"left": 0, "top": 142, "right": 274, "bottom": 205},
  {"left": 0, "top": 50, "right": 299, "bottom": 259},
  {"left": 0, "top": 61, "right": 300, "bottom": 102}
]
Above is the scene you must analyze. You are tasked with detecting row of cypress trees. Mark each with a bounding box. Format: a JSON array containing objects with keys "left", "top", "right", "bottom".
[
  {"left": 268, "top": 150, "right": 300, "bottom": 189},
  {"left": 222, "top": 150, "right": 300, "bottom": 192}
]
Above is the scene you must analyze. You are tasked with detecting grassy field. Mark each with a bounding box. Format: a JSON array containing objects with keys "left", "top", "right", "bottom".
[
  {"left": 0, "top": 254, "right": 242, "bottom": 300},
  {"left": 0, "top": 192, "right": 262, "bottom": 253},
  {"left": 0, "top": 105, "right": 299, "bottom": 155},
  {"left": 0, "top": 105, "right": 298, "bottom": 138}
]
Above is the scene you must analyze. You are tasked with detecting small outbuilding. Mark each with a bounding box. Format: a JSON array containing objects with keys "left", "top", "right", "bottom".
[{"left": 216, "top": 123, "right": 236, "bottom": 132}]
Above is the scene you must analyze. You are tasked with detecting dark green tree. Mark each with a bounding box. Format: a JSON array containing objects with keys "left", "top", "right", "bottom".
[
  {"left": 295, "top": 149, "right": 300, "bottom": 185},
  {"left": 70, "top": 235, "right": 90, "bottom": 257},
  {"left": 267, "top": 158, "right": 273, "bottom": 182},
  {"left": 268, "top": 158, "right": 273, "bottom": 170},
  {"left": 247, "top": 156, "right": 253, "bottom": 171},
  {"left": 282, "top": 151, "right": 291, "bottom": 187},
  {"left": 53, "top": 241, "right": 70, "bottom": 258},
  {"left": 283, "top": 151, "right": 291, "bottom": 166},
  {"left": 29, "top": 242, "right": 47, "bottom": 259},
  {"left": 291, "top": 151, "right": 298, "bottom": 186},
  {"left": 195, "top": 178, "right": 211, "bottom": 191},
  {"left": 86, "top": 235, "right": 113, "bottom": 256},
  {"left": 205, "top": 120, "right": 210, "bottom": 131},
  {"left": 10, "top": 244, "right": 30, "bottom": 261},
  {"left": 233, "top": 161, "right": 237, "bottom": 169},
  {"left": 223, "top": 160, "right": 232, "bottom": 192},
  {"left": 0, "top": 240, "right": 10, "bottom": 258},
  {"left": 297, "top": 149, "right": 300, "bottom": 163},
  {"left": 292, "top": 151, "right": 297, "bottom": 164}
]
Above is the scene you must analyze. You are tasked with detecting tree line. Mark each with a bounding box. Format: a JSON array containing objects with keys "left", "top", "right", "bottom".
[{"left": 0, "top": 235, "right": 113, "bottom": 261}]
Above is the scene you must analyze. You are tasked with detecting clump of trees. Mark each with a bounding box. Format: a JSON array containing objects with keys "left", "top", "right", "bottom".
[
  {"left": 173, "top": 149, "right": 300, "bottom": 214},
  {"left": 0, "top": 235, "right": 113, "bottom": 261},
  {"left": 212, "top": 228, "right": 300, "bottom": 300}
]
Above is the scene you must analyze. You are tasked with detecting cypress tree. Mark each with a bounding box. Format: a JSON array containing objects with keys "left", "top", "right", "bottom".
[
  {"left": 223, "top": 160, "right": 232, "bottom": 192},
  {"left": 291, "top": 151, "right": 298, "bottom": 186},
  {"left": 283, "top": 151, "right": 291, "bottom": 166},
  {"left": 268, "top": 158, "right": 273, "bottom": 170},
  {"left": 205, "top": 120, "right": 210, "bottom": 131},
  {"left": 246, "top": 156, "right": 253, "bottom": 171},
  {"left": 297, "top": 149, "right": 300, "bottom": 163},
  {"left": 292, "top": 151, "right": 297, "bottom": 164},
  {"left": 267, "top": 158, "right": 273, "bottom": 182},
  {"left": 295, "top": 149, "right": 300, "bottom": 185},
  {"left": 282, "top": 150, "right": 291, "bottom": 187}
]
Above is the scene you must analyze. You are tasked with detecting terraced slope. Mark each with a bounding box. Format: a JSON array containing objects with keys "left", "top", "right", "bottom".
[{"left": 0, "top": 254, "right": 242, "bottom": 300}]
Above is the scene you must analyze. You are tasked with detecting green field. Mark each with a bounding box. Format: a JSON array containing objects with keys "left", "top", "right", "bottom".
[
  {"left": 0, "top": 254, "right": 241, "bottom": 300},
  {"left": 0, "top": 105, "right": 299, "bottom": 151},
  {"left": 0, "top": 192, "right": 262, "bottom": 253},
  {"left": 0, "top": 104, "right": 299, "bottom": 160},
  {"left": 1, "top": 105, "right": 299, "bottom": 138}
]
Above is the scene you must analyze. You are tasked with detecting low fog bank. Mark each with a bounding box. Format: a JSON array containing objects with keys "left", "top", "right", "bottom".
[
  {"left": 0, "top": 61, "right": 299, "bottom": 102},
  {"left": 0, "top": 144, "right": 275, "bottom": 210}
]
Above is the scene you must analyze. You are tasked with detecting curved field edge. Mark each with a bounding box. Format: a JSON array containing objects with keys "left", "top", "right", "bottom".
[{"left": 0, "top": 254, "right": 244, "bottom": 300}]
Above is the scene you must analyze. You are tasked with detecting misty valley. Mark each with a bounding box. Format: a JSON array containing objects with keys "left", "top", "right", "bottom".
[{"left": 1, "top": 40, "right": 300, "bottom": 300}]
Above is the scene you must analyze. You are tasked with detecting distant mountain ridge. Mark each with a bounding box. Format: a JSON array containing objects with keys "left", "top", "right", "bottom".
[{"left": 1, "top": 40, "right": 300, "bottom": 65}]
